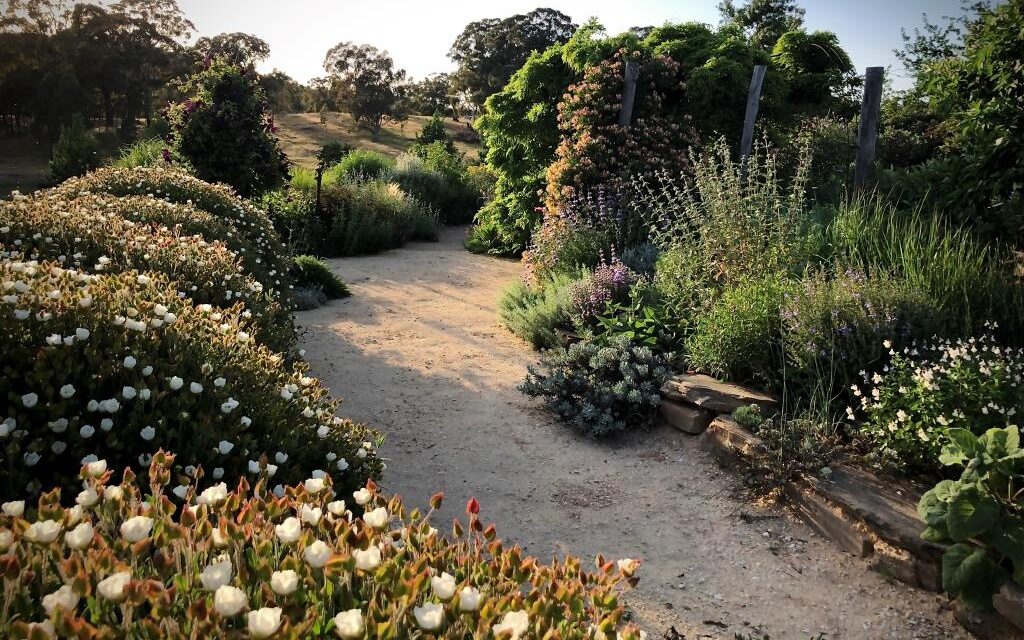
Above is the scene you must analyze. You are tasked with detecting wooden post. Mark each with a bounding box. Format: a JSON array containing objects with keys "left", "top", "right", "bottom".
[
  {"left": 618, "top": 59, "right": 640, "bottom": 128},
  {"left": 855, "top": 66, "right": 884, "bottom": 188},
  {"left": 740, "top": 64, "right": 767, "bottom": 161}
]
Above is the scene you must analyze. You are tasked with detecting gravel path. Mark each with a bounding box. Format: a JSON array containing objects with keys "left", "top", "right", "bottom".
[{"left": 297, "top": 227, "right": 969, "bottom": 640}]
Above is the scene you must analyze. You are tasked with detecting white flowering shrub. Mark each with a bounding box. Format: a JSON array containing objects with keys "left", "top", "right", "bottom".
[
  {"left": 0, "top": 193, "right": 294, "bottom": 352},
  {"left": 0, "top": 260, "right": 380, "bottom": 499},
  {"left": 850, "top": 331, "right": 1024, "bottom": 476},
  {"left": 0, "top": 452, "right": 642, "bottom": 639},
  {"left": 47, "top": 167, "right": 290, "bottom": 297}
]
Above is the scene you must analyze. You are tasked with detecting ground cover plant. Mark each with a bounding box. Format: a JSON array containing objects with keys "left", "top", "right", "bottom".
[{"left": 0, "top": 453, "right": 643, "bottom": 638}]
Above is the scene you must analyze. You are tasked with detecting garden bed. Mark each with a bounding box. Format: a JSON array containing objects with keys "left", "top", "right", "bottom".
[{"left": 659, "top": 374, "right": 1024, "bottom": 639}]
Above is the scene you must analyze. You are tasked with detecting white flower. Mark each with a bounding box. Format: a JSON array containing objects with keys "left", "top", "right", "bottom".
[
  {"left": 431, "top": 572, "right": 457, "bottom": 600},
  {"left": 317, "top": 425, "right": 329, "bottom": 439},
  {"left": 363, "top": 507, "right": 388, "bottom": 530},
  {"left": 169, "top": 376, "right": 184, "bottom": 390},
  {"left": 275, "top": 517, "right": 301, "bottom": 544},
  {"left": 304, "top": 478, "right": 325, "bottom": 494},
  {"left": 120, "top": 515, "right": 154, "bottom": 542},
  {"left": 99, "top": 417, "right": 113, "bottom": 430},
  {"left": 104, "top": 486, "right": 124, "bottom": 501},
  {"left": 616, "top": 558, "right": 639, "bottom": 575},
  {"left": 327, "top": 500, "right": 347, "bottom": 517},
  {"left": 353, "top": 546, "right": 381, "bottom": 571},
  {"left": 123, "top": 355, "right": 137, "bottom": 369},
  {"left": 136, "top": 274, "right": 151, "bottom": 285},
  {"left": 304, "top": 540, "right": 332, "bottom": 568},
  {"left": 142, "top": 365, "right": 153, "bottom": 376},
  {"left": 190, "top": 382, "right": 203, "bottom": 394},
  {"left": 97, "top": 571, "right": 131, "bottom": 602},
  {"left": 80, "top": 424, "right": 95, "bottom": 438},
  {"left": 337, "top": 458, "right": 349, "bottom": 471},
  {"left": 198, "top": 483, "right": 228, "bottom": 506},
  {"left": 140, "top": 426, "right": 156, "bottom": 441},
  {"left": 200, "top": 555, "right": 233, "bottom": 591},
  {"left": 214, "top": 377, "right": 226, "bottom": 388},
  {"left": 2, "top": 500, "right": 25, "bottom": 517},
  {"left": 23, "top": 451, "right": 41, "bottom": 466},
  {"left": 353, "top": 488, "right": 371, "bottom": 505},
  {"left": 65, "top": 521, "right": 94, "bottom": 550},
  {"left": 213, "top": 467, "right": 224, "bottom": 480},
  {"left": 21, "top": 393, "right": 38, "bottom": 408},
  {"left": 75, "top": 327, "right": 90, "bottom": 341},
  {"left": 270, "top": 569, "right": 299, "bottom": 595},
  {"left": 280, "top": 388, "right": 293, "bottom": 400},
  {"left": 217, "top": 440, "right": 234, "bottom": 455},
  {"left": 247, "top": 607, "right": 283, "bottom": 639},
  {"left": 458, "top": 586, "right": 481, "bottom": 611},
  {"left": 0, "top": 529, "right": 12, "bottom": 551},
  {"left": 221, "top": 397, "right": 239, "bottom": 413},
  {"left": 59, "top": 384, "right": 76, "bottom": 399},
  {"left": 122, "top": 386, "right": 137, "bottom": 400},
  {"left": 299, "top": 504, "right": 322, "bottom": 525},
  {"left": 355, "top": 448, "right": 367, "bottom": 459},
  {"left": 332, "top": 609, "right": 364, "bottom": 639},
  {"left": 76, "top": 487, "right": 99, "bottom": 508},
  {"left": 27, "top": 620, "right": 55, "bottom": 639},
  {"left": 275, "top": 451, "right": 288, "bottom": 464},
  {"left": 413, "top": 602, "right": 445, "bottom": 631},
  {"left": 25, "top": 520, "right": 62, "bottom": 543},
  {"left": 42, "top": 584, "right": 79, "bottom": 616},
  {"left": 213, "top": 585, "right": 247, "bottom": 616},
  {"left": 492, "top": 610, "right": 529, "bottom": 639}
]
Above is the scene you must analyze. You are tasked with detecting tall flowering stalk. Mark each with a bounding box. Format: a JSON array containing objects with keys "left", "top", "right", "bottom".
[{"left": 0, "top": 452, "right": 642, "bottom": 639}]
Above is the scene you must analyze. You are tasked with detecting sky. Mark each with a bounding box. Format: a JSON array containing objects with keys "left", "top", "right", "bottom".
[{"left": 176, "top": 0, "right": 969, "bottom": 90}]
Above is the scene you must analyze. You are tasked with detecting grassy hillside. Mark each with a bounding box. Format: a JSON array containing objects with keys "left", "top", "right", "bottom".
[{"left": 275, "top": 112, "right": 481, "bottom": 169}]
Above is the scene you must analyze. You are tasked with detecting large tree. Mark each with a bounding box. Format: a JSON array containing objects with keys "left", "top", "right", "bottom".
[
  {"left": 448, "top": 8, "right": 576, "bottom": 111},
  {"left": 406, "top": 73, "right": 455, "bottom": 117},
  {"left": 322, "top": 42, "right": 407, "bottom": 130},
  {"left": 194, "top": 32, "right": 270, "bottom": 69},
  {"left": 718, "top": 0, "right": 805, "bottom": 50}
]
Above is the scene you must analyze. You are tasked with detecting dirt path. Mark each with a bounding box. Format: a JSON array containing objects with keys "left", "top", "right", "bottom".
[{"left": 297, "top": 228, "right": 968, "bottom": 640}]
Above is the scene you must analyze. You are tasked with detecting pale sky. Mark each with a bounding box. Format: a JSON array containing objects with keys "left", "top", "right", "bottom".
[{"left": 177, "top": 0, "right": 969, "bottom": 90}]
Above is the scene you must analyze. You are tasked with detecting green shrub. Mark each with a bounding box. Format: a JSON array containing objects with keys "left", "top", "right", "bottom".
[
  {"left": 498, "top": 271, "right": 582, "bottom": 349},
  {"left": 519, "top": 334, "right": 672, "bottom": 437},
  {"left": 918, "top": 426, "right": 1024, "bottom": 612},
  {"left": 337, "top": 150, "right": 394, "bottom": 180},
  {"left": 49, "top": 167, "right": 291, "bottom": 298},
  {"left": 851, "top": 332, "right": 1024, "bottom": 477},
  {"left": 0, "top": 193, "right": 294, "bottom": 353},
  {"left": 0, "top": 261, "right": 381, "bottom": 500},
  {"left": 166, "top": 61, "right": 289, "bottom": 197},
  {"left": 0, "top": 454, "right": 643, "bottom": 639},
  {"left": 323, "top": 181, "right": 437, "bottom": 256},
  {"left": 317, "top": 141, "right": 353, "bottom": 168},
  {"left": 291, "top": 255, "right": 349, "bottom": 299},
  {"left": 109, "top": 138, "right": 170, "bottom": 170},
  {"left": 685, "top": 276, "right": 792, "bottom": 387},
  {"left": 49, "top": 115, "right": 100, "bottom": 183},
  {"left": 409, "top": 114, "right": 457, "bottom": 156}
]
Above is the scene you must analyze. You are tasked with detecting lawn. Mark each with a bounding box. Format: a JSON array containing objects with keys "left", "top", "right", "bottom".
[{"left": 275, "top": 112, "right": 481, "bottom": 169}]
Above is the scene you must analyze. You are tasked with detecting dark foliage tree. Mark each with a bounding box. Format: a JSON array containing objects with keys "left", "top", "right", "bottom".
[
  {"left": 718, "top": 0, "right": 805, "bottom": 50},
  {"left": 167, "top": 60, "right": 289, "bottom": 197},
  {"left": 406, "top": 73, "right": 455, "bottom": 117},
  {"left": 259, "top": 70, "right": 308, "bottom": 113},
  {"left": 448, "top": 8, "right": 577, "bottom": 110},
  {"left": 322, "top": 42, "right": 408, "bottom": 130},
  {"left": 194, "top": 32, "right": 270, "bottom": 68}
]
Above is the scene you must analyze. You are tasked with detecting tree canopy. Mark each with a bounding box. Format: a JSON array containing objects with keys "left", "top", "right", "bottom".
[
  {"left": 718, "top": 0, "right": 805, "bottom": 50},
  {"left": 194, "top": 32, "right": 271, "bottom": 68},
  {"left": 323, "top": 42, "right": 408, "bottom": 130}
]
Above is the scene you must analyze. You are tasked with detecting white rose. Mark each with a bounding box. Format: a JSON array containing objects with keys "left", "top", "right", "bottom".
[
  {"left": 275, "top": 517, "right": 301, "bottom": 544},
  {"left": 458, "top": 586, "right": 481, "bottom": 611},
  {"left": 352, "top": 488, "right": 370, "bottom": 505},
  {"left": 200, "top": 555, "right": 233, "bottom": 591},
  {"left": 42, "top": 584, "right": 79, "bottom": 616},
  {"left": 25, "top": 520, "right": 62, "bottom": 544},
  {"left": 198, "top": 483, "right": 228, "bottom": 506},
  {"left": 304, "top": 478, "right": 325, "bottom": 494},
  {"left": 431, "top": 572, "right": 457, "bottom": 600},
  {"left": 332, "top": 609, "right": 364, "bottom": 639},
  {"left": 493, "top": 611, "right": 529, "bottom": 640},
  {"left": 363, "top": 507, "right": 388, "bottom": 530},
  {"left": 65, "top": 521, "right": 94, "bottom": 550},
  {"left": 352, "top": 546, "right": 381, "bottom": 571},
  {"left": 413, "top": 602, "right": 444, "bottom": 631},
  {"left": 246, "top": 607, "right": 283, "bottom": 639},
  {"left": 85, "top": 459, "right": 107, "bottom": 477},
  {"left": 2, "top": 500, "right": 25, "bottom": 517},
  {"left": 213, "top": 584, "right": 247, "bottom": 616},
  {"left": 270, "top": 569, "right": 299, "bottom": 595},
  {"left": 304, "top": 540, "right": 332, "bottom": 568},
  {"left": 120, "top": 515, "right": 153, "bottom": 542},
  {"left": 97, "top": 571, "right": 132, "bottom": 602}
]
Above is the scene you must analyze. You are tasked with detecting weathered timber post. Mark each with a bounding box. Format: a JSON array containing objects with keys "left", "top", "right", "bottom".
[
  {"left": 740, "top": 64, "right": 767, "bottom": 162},
  {"left": 855, "top": 66, "right": 884, "bottom": 188},
  {"left": 618, "top": 59, "right": 640, "bottom": 128}
]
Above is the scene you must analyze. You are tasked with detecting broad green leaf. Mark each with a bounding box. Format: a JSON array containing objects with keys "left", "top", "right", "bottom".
[
  {"left": 947, "top": 486, "right": 1000, "bottom": 541},
  {"left": 986, "top": 515, "right": 1024, "bottom": 584},
  {"left": 942, "top": 543, "right": 1006, "bottom": 611},
  {"left": 918, "top": 480, "right": 956, "bottom": 524},
  {"left": 942, "top": 429, "right": 979, "bottom": 465}
]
